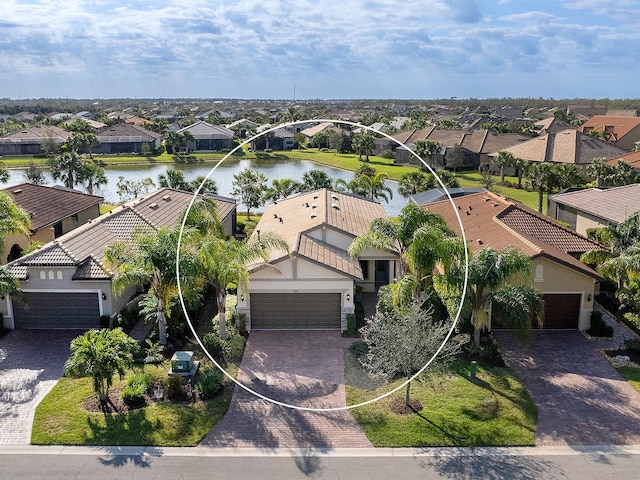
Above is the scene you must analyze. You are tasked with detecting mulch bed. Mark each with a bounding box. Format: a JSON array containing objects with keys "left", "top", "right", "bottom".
[
  {"left": 390, "top": 397, "right": 423, "bottom": 415},
  {"left": 83, "top": 386, "right": 197, "bottom": 414},
  {"left": 603, "top": 348, "right": 640, "bottom": 365}
]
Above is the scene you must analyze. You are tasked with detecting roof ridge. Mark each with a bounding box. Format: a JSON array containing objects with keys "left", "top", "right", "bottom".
[{"left": 54, "top": 239, "right": 79, "bottom": 263}]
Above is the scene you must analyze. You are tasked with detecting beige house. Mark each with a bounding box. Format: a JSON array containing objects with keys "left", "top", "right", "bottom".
[
  {"left": 424, "top": 191, "right": 603, "bottom": 331},
  {"left": 1, "top": 188, "right": 236, "bottom": 330},
  {"left": 1, "top": 183, "right": 103, "bottom": 264},
  {"left": 237, "top": 189, "right": 398, "bottom": 331},
  {"left": 548, "top": 184, "right": 640, "bottom": 236},
  {"left": 579, "top": 116, "right": 640, "bottom": 151}
]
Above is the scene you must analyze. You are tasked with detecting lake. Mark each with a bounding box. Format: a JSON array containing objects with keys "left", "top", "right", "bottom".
[{"left": 5, "top": 158, "right": 406, "bottom": 216}]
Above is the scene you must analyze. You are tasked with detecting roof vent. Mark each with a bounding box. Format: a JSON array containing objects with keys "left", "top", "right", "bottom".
[
  {"left": 466, "top": 211, "right": 471, "bottom": 215},
  {"left": 313, "top": 195, "right": 319, "bottom": 199},
  {"left": 311, "top": 203, "right": 318, "bottom": 209},
  {"left": 149, "top": 203, "right": 159, "bottom": 209},
  {"left": 311, "top": 212, "right": 317, "bottom": 218},
  {"left": 303, "top": 202, "right": 310, "bottom": 207},
  {"left": 273, "top": 213, "right": 278, "bottom": 218},
  {"left": 279, "top": 217, "right": 284, "bottom": 223},
  {"left": 331, "top": 194, "right": 339, "bottom": 200},
  {"left": 12, "top": 188, "right": 22, "bottom": 194},
  {"left": 477, "top": 239, "right": 483, "bottom": 245},
  {"left": 331, "top": 203, "right": 339, "bottom": 210},
  {"left": 162, "top": 195, "right": 172, "bottom": 201}
]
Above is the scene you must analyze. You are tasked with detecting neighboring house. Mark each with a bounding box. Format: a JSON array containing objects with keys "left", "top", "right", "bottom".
[
  {"left": 607, "top": 151, "right": 640, "bottom": 171},
  {"left": 567, "top": 106, "right": 608, "bottom": 117},
  {"left": 236, "top": 189, "right": 398, "bottom": 331},
  {"left": 0, "top": 125, "right": 70, "bottom": 156},
  {"left": 491, "top": 129, "right": 627, "bottom": 166},
  {"left": 533, "top": 117, "right": 576, "bottom": 135},
  {"left": 424, "top": 191, "right": 602, "bottom": 330},
  {"left": 225, "top": 118, "right": 259, "bottom": 138},
  {"left": 548, "top": 184, "right": 640, "bottom": 236},
  {"left": 94, "top": 123, "right": 162, "bottom": 154},
  {"left": 253, "top": 126, "right": 295, "bottom": 150},
  {"left": 579, "top": 116, "right": 640, "bottom": 151},
  {"left": 178, "top": 121, "right": 234, "bottom": 151},
  {"left": 1, "top": 183, "right": 103, "bottom": 264},
  {"left": 1, "top": 188, "right": 236, "bottom": 330},
  {"left": 410, "top": 188, "right": 485, "bottom": 206}
]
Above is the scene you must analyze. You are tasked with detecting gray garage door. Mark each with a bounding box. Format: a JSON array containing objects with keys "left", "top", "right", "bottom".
[
  {"left": 250, "top": 293, "right": 341, "bottom": 329},
  {"left": 13, "top": 292, "right": 101, "bottom": 329}
]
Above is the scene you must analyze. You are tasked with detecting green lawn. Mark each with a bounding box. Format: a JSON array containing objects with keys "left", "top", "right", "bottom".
[
  {"left": 346, "top": 359, "right": 537, "bottom": 447},
  {"left": 31, "top": 362, "right": 235, "bottom": 446},
  {"left": 617, "top": 366, "right": 640, "bottom": 395}
]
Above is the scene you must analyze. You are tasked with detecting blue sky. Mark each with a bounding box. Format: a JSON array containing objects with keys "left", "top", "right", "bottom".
[{"left": 2, "top": 0, "right": 639, "bottom": 99}]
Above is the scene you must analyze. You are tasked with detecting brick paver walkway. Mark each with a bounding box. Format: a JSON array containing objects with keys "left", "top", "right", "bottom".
[
  {"left": 0, "top": 330, "right": 80, "bottom": 444},
  {"left": 495, "top": 310, "right": 640, "bottom": 446},
  {"left": 201, "top": 331, "right": 372, "bottom": 449}
]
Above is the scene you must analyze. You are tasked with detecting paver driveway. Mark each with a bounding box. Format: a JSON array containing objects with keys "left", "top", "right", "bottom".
[
  {"left": 495, "top": 322, "right": 640, "bottom": 446},
  {"left": 201, "top": 331, "right": 372, "bottom": 449},
  {"left": 0, "top": 330, "right": 79, "bottom": 444}
]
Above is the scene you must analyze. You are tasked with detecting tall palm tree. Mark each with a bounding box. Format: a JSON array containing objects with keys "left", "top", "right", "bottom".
[
  {"left": 356, "top": 171, "right": 393, "bottom": 203},
  {"left": 398, "top": 171, "right": 435, "bottom": 198},
  {"left": 525, "top": 162, "right": 556, "bottom": 213},
  {"left": 104, "top": 226, "right": 198, "bottom": 345},
  {"left": 264, "top": 178, "right": 300, "bottom": 201},
  {"left": 48, "top": 151, "right": 84, "bottom": 189},
  {"left": 78, "top": 160, "right": 107, "bottom": 195},
  {"left": 199, "top": 233, "right": 290, "bottom": 339},
  {"left": 493, "top": 151, "right": 514, "bottom": 184},
  {"left": 158, "top": 169, "right": 189, "bottom": 190},
  {"left": 0, "top": 191, "right": 31, "bottom": 258},
  {"left": 436, "top": 246, "right": 544, "bottom": 346},
  {"left": 413, "top": 139, "right": 441, "bottom": 168}
]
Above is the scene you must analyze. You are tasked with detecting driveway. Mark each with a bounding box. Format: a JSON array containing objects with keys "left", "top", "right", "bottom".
[
  {"left": 201, "top": 331, "right": 372, "bottom": 449},
  {"left": 0, "top": 330, "right": 79, "bottom": 444},
  {"left": 495, "top": 310, "right": 640, "bottom": 446}
]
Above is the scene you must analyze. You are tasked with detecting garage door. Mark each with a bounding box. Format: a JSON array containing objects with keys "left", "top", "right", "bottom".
[
  {"left": 13, "top": 292, "right": 101, "bottom": 329},
  {"left": 250, "top": 293, "right": 341, "bottom": 329},
  {"left": 541, "top": 293, "right": 580, "bottom": 329}
]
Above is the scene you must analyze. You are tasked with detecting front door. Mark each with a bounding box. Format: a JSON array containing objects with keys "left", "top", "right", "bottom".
[{"left": 374, "top": 260, "right": 389, "bottom": 286}]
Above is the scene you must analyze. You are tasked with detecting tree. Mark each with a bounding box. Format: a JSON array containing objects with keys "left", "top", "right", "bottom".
[
  {"left": 22, "top": 162, "right": 47, "bottom": 184},
  {"left": 436, "top": 246, "right": 544, "bottom": 346},
  {"left": 68, "top": 131, "right": 99, "bottom": 158},
  {"left": 65, "top": 118, "right": 93, "bottom": 133},
  {"left": 359, "top": 295, "right": 461, "bottom": 406},
  {"left": 0, "top": 265, "right": 22, "bottom": 299},
  {"left": 264, "top": 178, "right": 301, "bottom": 202},
  {"left": 105, "top": 226, "right": 198, "bottom": 345},
  {"left": 525, "top": 162, "right": 556, "bottom": 213},
  {"left": 587, "top": 157, "right": 637, "bottom": 187},
  {"left": 300, "top": 169, "right": 333, "bottom": 191},
  {"left": 352, "top": 132, "right": 376, "bottom": 162},
  {"left": 164, "top": 131, "right": 181, "bottom": 155},
  {"left": 312, "top": 131, "right": 329, "bottom": 149},
  {"left": 398, "top": 171, "right": 435, "bottom": 198},
  {"left": 327, "top": 130, "right": 342, "bottom": 155},
  {"left": 48, "top": 152, "right": 84, "bottom": 189},
  {"left": 231, "top": 168, "right": 268, "bottom": 220},
  {"left": 158, "top": 169, "right": 189, "bottom": 190},
  {"left": 41, "top": 132, "right": 61, "bottom": 157},
  {"left": 510, "top": 157, "right": 529, "bottom": 189},
  {"left": 293, "top": 132, "right": 306, "bottom": 149},
  {"left": 116, "top": 176, "right": 156, "bottom": 201},
  {"left": 190, "top": 176, "right": 218, "bottom": 195},
  {"left": 478, "top": 163, "right": 495, "bottom": 191},
  {"left": 64, "top": 328, "right": 139, "bottom": 405},
  {"left": 78, "top": 161, "right": 107, "bottom": 195},
  {"left": 493, "top": 151, "right": 514, "bottom": 184},
  {"left": 0, "top": 162, "right": 9, "bottom": 183},
  {"left": 356, "top": 171, "right": 393, "bottom": 203},
  {"left": 199, "top": 233, "right": 290, "bottom": 339},
  {"left": 413, "top": 139, "right": 441, "bottom": 168},
  {"left": 445, "top": 144, "right": 465, "bottom": 172},
  {"left": 0, "top": 191, "right": 31, "bottom": 257}
]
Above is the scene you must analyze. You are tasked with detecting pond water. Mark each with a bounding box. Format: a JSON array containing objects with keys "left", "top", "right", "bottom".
[{"left": 5, "top": 157, "right": 406, "bottom": 216}]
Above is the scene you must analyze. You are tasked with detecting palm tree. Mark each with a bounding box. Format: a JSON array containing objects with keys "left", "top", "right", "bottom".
[
  {"left": 78, "top": 160, "right": 107, "bottom": 195},
  {"left": 164, "top": 131, "right": 181, "bottom": 155},
  {"left": 0, "top": 191, "right": 31, "bottom": 257},
  {"left": 199, "top": 233, "right": 290, "bottom": 339},
  {"left": 437, "top": 246, "right": 544, "bottom": 346},
  {"left": 357, "top": 172, "right": 393, "bottom": 203},
  {"left": 158, "top": 169, "right": 189, "bottom": 190},
  {"left": 104, "top": 226, "right": 198, "bottom": 345},
  {"left": 264, "top": 178, "right": 300, "bottom": 201},
  {"left": 413, "top": 139, "right": 441, "bottom": 168},
  {"left": 300, "top": 169, "right": 333, "bottom": 191},
  {"left": 48, "top": 151, "right": 84, "bottom": 189},
  {"left": 493, "top": 151, "right": 514, "bottom": 184},
  {"left": 352, "top": 133, "right": 376, "bottom": 162},
  {"left": 510, "top": 157, "right": 529, "bottom": 189},
  {"left": 398, "top": 171, "right": 435, "bottom": 198},
  {"left": 64, "top": 328, "right": 139, "bottom": 405},
  {"left": 525, "top": 162, "right": 556, "bottom": 213}
]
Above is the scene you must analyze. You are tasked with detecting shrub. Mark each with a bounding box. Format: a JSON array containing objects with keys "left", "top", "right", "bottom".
[
  {"left": 624, "top": 338, "right": 640, "bottom": 355},
  {"left": 466, "top": 335, "right": 505, "bottom": 367},
  {"left": 346, "top": 313, "right": 357, "bottom": 334},
  {"left": 223, "top": 333, "right": 246, "bottom": 361},
  {"left": 122, "top": 373, "right": 149, "bottom": 406},
  {"left": 380, "top": 150, "right": 395, "bottom": 159},
  {"left": 143, "top": 339, "right": 165, "bottom": 364},
  {"left": 195, "top": 367, "right": 224, "bottom": 399},
  {"left": 588, "top": 310, "right": 613, "bottom": 337},
  {"left": 202, "top": 332, "right": 224, "bottom": 361},
  {"left": 623, "top": 312, "right": 640, "bottom": 330},
  {"left": 164, "top": 375, "right": 186, "bottom": 401},
  {"left": 355, "top": 302, "right": 366, "bottom": 329},
  {"left": 349, "top": 340, "right": 369, "bottom": 359}
]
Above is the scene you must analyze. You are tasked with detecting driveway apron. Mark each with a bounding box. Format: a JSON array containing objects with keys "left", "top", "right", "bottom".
[
  {"left": 201, "top": 331, "right": 372, "bottom": 448},
  {"left": 0, "top": 330, "right": 79, "bottom": 444},
  {"left": 495, "top": 323, "right": 640, "bottom": 446}
]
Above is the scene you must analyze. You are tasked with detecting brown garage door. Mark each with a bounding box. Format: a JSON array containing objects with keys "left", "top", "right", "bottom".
[
  {"left": 541, "top": 293, "right": 581, "bottom": 329},
  {"left": 13, "top": 292, "right": 101, "bottom": 329},
  {"left": 250, "top": 293, "right": 341, "bottom": 329}
]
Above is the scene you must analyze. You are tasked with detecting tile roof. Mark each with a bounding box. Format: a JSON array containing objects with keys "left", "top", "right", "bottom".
[
  {"left": 423, "top": 191, "right": 601, "bottom": 279},
  {"left": 549, "top": 184, "right": 640, "bottom": 224},
  {"left": 579, "top": 116, "right": 640, "bottom": 141},
  {"left": 496, "top": 129, "right": 628, "bottom": 164},
  {"left": 298, "top": 235, "right": 362, "bottom": 278},
  {"left": 252, "top": 189, "right": 386, "bottom": 275},
  {"left": 96, "top": 123, "right": 160, "bottom": 143},
  {"left": 7, "top": 187, "right": 236, "bottom": 280},
  {"left": 607, "top": 151, "right": 640, "bottom": 169},
  {"left": 178, "top": 121, "right": 234, "bottom": 139},
  {"left": 2, "top": 183, "right": 103, "bottom": 232},
  {"left": 0, "top": 124, "right": 70, "bottom": 143}
]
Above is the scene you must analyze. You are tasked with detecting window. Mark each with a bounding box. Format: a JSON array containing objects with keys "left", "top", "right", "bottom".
[
  {"left": 534, "top": 265, "right": 544, "bottom": 283},
  {"left": 359, "top": 260, "right": 369, "bottom": 280},
  {"left": 48, "top": 271, "right": 54, "bottom": 280},
  {"left": 56, "top": 271, "right": 63, "bottom": 280},
  {"left": 40, "top": 271, "right": 46, "bottom": 280}
]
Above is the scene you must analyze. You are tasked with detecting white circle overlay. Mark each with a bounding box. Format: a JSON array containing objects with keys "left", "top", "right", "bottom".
[{"left": 176, "top": 119, "right": 469, "bottom": 412}]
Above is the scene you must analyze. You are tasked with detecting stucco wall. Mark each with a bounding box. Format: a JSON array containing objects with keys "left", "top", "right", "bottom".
[{"left": 575, "top": 211, "right": 610, "bottom": 237}]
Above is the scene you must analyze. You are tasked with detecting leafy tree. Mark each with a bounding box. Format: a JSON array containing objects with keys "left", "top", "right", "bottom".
[
  {"left": 445, "top": 144, "right": 466, "bottom": 172},
  {"left": 0, "top": 162, "right": 8, "bottom": 183},
  {"left": 231, "top": 168, "right": 268, "bottom": 220},
  {"left": 116, "top": 176, "right": 156, "bottom": 201},
  {"left": 359, "top": 295, "right": 461, "bottom": 406},
  {"left": 0, "top": 265, "right": 22, "bottom": 299},
  {"left": 64, "top": 118, "right": 93, "bottom": 133},
  {"left": 41, "top": 132, "right": 61, "bottom": 157},
  {"left": 198, "top": 233, "right": 290, "bottom": 339},
  {"left": 293, "top": 132, "right": 306, "bottom": 149},
  {"left": 436, "top": 246, "right": 544, "bottom": 346},
  {"left": 352, "top": 132, "right": 376, "bottom": 162},
  {"left": 436, "top": 118, "right": 461, "bottom": 130},
  {"left": 300, "top": 169, "right": 333, "bottom": 191},
  {"left": 64, "top": 328, "right": 139, "bottom": 405},
  {"left": 327, "top": 130, "right": 342, "bottom": 155},
  {"left": 105, "top": 226, "right": 198, "bottom": 345},
  {"left": 0, "top": 191, "right": 31, "bottom": 257},
  {"left": 312, "top": 131, "right": 329, "bottom": 149},
  {"left": 264, "top": 178, "right": 301, "bottom": 201},
  {"left": 22, "top": 162, "right": 47, "bottom": 184}
]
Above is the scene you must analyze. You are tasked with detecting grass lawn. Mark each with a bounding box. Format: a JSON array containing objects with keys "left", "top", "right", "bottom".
[
  {"left": 617, "top": 366, "right": 640, "bottom": 395},
  {"left": 31, "top": 362, "right": 236, "bottom": 446},
  {"left": 237, "top": 213, "right": 262, "bottom": 237},
  {"left": 346, "top": 356, "right": 537, "bottom": 447}
]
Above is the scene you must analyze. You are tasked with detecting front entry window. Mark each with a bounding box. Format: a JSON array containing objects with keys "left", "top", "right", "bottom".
[{"left": 375, "top": 260, "right": 389, "bottom": 285}]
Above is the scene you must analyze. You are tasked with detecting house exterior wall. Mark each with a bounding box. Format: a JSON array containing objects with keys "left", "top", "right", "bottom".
[
  {"left": 530, "top": 257, "right": 595, "bottom": 331},
  {"left": 575, "top": 211, "right": 610, "bottom": 236},
  {"left": 617, "top": 124, "right": 640, "bottom": 151},
  {"left": 59, "top": 205, "right": 101, "bottom": 236}
]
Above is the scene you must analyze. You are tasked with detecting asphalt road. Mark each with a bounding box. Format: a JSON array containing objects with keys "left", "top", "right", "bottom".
[{"left": 1, "top": 446, "right": 640, "bottom": 480}]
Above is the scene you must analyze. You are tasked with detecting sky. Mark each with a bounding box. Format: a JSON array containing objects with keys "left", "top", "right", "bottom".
[{"left": 1, "top": 0, "right": 639, "bottom": 100}]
